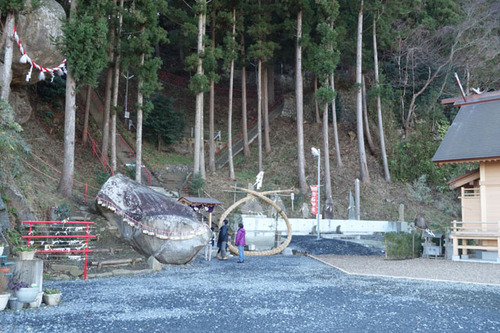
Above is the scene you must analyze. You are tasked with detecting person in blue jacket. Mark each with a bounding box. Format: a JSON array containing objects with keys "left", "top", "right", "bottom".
[
  {"left": 235, "top": 223, "right": 246, "bottom": 263},
  {"left": 216, "top": 219, "right": 229, "bottom": 260}
]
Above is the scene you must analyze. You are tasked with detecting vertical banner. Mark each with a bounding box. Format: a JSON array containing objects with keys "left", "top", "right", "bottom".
[{"left": 310, "top": 185, "right": 318, "bottom": 215}]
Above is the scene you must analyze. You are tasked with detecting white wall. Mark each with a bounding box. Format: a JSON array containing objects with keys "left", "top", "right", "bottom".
[{"left": 239, "top": 215, "right": 408, "bottom": 244}]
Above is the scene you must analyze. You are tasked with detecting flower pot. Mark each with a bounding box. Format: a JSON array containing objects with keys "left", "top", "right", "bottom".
[
  {"left": 16, "top": 287, "right": 39, "bottom": 303},
  {"left": 43, "top": 293, "right": 61, "bottom": 306},
  {"left": 29, "top": 292, "right": 44, "bottom": 308},
  {"left": 17, "top": 251, "right": 36, "bottom": 260},
  {"left": 0, "top": 293, "right": 10, "bottom": 311},
  {"left": 8, "top": 297, "right": 24, "bottom": 311}
]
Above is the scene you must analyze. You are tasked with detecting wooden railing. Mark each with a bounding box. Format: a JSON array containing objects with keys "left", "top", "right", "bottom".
[
  {"left": 450, "top": 220, "right": 500, "bottom": 260},
  {"left": 462, "top": 187, "right": 480, "bottom": 198}
]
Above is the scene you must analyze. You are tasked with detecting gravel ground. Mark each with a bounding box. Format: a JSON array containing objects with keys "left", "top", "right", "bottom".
[
  {"left": 2, "top": 237, "right": 500, "bottom": 332},
  {"left": 288, "top": 235, "right": 385, "bottom": 256}
]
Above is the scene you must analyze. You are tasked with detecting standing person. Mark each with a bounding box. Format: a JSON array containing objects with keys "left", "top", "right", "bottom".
[
  {"left": 217, "top": 219, "right": 229, "bottom": 260},
  {"left": 235, "top": 222, "right": 246, "bottom": 263}
]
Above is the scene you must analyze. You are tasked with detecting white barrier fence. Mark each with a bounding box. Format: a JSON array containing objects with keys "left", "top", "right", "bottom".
[{"left": 238, "top": 215, "right": 409, "bottom": 248}]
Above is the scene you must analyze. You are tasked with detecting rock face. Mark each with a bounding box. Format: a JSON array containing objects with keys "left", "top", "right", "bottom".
[
  {"left": 0, "top": 0, "right": 66, "bottom": 124},
  {"left": 96, "top": 174, "right": 211, "bottom": 265},
  {"left": 9, "top": 0, "right": 66, "bottom": 86}
]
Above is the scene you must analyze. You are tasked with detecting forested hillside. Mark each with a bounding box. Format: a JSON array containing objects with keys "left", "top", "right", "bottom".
[{"left": 0, "top": 0, "right": 499, "bottom": 232}]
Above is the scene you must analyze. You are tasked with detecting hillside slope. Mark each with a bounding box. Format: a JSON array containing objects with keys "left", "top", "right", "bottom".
[
  {"left": 202, "top": 115, "right": 460, "bottom": 228},
  {"left": 3, "top": 82, "right": 459, "bottom": 235}
]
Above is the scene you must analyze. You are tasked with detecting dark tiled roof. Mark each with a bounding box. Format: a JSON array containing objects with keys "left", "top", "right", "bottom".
[{"left": 432, "top": 98, "right": 500, "bottom": 163}]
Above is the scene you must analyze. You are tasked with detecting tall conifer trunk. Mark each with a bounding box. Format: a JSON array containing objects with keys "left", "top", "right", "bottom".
[
  {"left": 208, "top": 11, "right": 216, "bottom": 173},
  {"left": 263, "top": 66, "right": 271, "bottom": 153},
  {"left": 58, "top": 0, "right": 78, "bottom": 197},
  {"left": 373, "top": 18, "right": 390, "bottom": 182},
  {"left": 296, "top": 9, "right": 307, "bottom": 194},
  {"left": 227, "top": 7, "right": 236, "bottom": 180},
  {"left": 193, "top": 1, "right": 206, "bottom": 175},
  {"left": 241, "top": 34, "right": 250, "bottom": 157},
  {"left": 356, "top": 0, "right": 370, "bottom": 183},
  {"left": 135, "top": 25, "right": 145, "bottom": 183}
]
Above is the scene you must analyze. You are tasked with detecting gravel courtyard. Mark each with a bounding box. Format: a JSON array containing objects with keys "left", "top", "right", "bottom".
[{"left": 2, "top": 254, "right": 500, "bottom": 332}]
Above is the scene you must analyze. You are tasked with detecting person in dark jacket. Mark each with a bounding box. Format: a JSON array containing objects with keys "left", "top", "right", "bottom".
[
  {"left": 235, "top": 223, "right": 246, "bottom": 263},
  {"left": 216, "top": 219, "right": 229, "bottom": 260}
]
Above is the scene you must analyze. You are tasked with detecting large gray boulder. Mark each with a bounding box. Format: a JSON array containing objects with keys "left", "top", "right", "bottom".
[
  {"left": 8, "top": 0, "right": 66, "bottom": 86},
  {"left": 96, "top": 174, "right": 210, "bottom": 265}
]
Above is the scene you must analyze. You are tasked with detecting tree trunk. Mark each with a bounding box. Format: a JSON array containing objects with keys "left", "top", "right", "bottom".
[
  {"left": 135, "top": 25, "right": 145, "bottom": 183},
  {"left": 330, "top": 73, "right": 342, "bottom": 167},
  {"left": 356, "top": 0, "right": 370, "bottom": 183},
  {"left": 373, "top": 18, "right": 390, "bottom": 182},
  {"left": 322, "top": 102, "right": 332, "bottom": 201},
  {"left": 58, "top": 0, "right": 78, "bottom": 197},
  {"left": 199, "top": 12, "right": 207, "bottom": 180},
  {"left": 296, "top": 10, "right": 308, "bottom": 193},
  {"left": 227, "top": 7, "right": 236, "bottom": 180},
  {"left": 263, "top": 66, "right": 271, "bottom": 153},
  {"left": 101, "top": 26, "right": 115, "bottom": 166},
  {"left": 82, "top": 85, "right": 91, "bottom": 144},
  {"left": 208, "top": 12, "right": 216, "bottom": 173},
  {"left": 111, "top": 0, "right": 122, "bottom": 172},
  {"left": 1, "top": 13, "right": 14, "bottom": 102},
  {"left": 193, "top": 7, "right": 205, "bottom": 175},
  {"left": 362, "top": 75, "right": 375, "bottom": 155},
  {"left": 257, "top": 59, "right": 263, "bottom": 172},
  {"left": 314, "top": 76, "right": 320, "bottom": 123},
  {"left": 241, "top": 35, "right": 250, "bottom": 158}
]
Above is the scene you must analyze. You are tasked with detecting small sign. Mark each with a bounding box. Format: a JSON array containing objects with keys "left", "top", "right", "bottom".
[
  {"left": 124, "top": 111, "right": 130, "bottom": 119},
  {"left": 310, "top": 185, "right": 318, "bottom": 215}
]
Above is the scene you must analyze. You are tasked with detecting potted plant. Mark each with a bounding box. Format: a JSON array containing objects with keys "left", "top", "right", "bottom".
[
  {"left": 29, "top": 290, "right": 44, "bottom": 309},
  {"left": 15, "top": 245, "right": 36, "bottom": 260},
  {"left": 5, "top": 229, "right": 36, "bottom": 260},
  {"left": 0, "top": 292, "right": 10, "bottom": 311},
  {"left": 8, "top": 279, "right": 39, "bottom": 303},
  {"left": 6, "top": 280, "right": 29, "bottom": 310},
  {"left": 43, "top": 288, "right": 62, "bottom": 306}
]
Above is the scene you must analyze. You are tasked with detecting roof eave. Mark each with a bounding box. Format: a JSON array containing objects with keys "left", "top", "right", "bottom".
[{"left": 434, "top": 156, "right": 500, "bottom": 167}]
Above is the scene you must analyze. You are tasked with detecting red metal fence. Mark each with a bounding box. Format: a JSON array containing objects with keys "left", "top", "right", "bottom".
[{"left": 22, "top": 220, "right": 96, "bottom": 280}]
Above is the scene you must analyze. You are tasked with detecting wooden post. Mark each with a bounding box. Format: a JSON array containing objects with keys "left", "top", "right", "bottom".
[{"left": 452, "top": 220, "right": 459, "bottom": 260}]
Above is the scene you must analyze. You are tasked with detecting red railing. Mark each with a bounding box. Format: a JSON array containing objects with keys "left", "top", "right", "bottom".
[
  {"left": 22, "top": 220, "right": 96, "bottom": 280},
  {"left": 83, "top": 130, "right": 114, "bottom": 177},
  {"left": 115, "top": 133, "right": 152, "bottom": 185}
]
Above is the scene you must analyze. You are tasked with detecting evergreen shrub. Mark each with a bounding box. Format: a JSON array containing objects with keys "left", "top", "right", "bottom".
[
  {"left": 384, "top": 232, "right": 422, "bottom": 259},
  {"left": 144, "top": 93, "right": 185, "bottom": 149}
]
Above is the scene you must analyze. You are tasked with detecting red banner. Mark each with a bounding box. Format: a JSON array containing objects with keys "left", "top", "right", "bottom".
[{"left": 310, "top": 185, "right": 318, "bottom": 215}]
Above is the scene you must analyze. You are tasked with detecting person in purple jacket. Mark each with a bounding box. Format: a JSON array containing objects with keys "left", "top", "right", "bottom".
[{"left": 235, "top": 222, "right": 246, "bottom": 263}]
